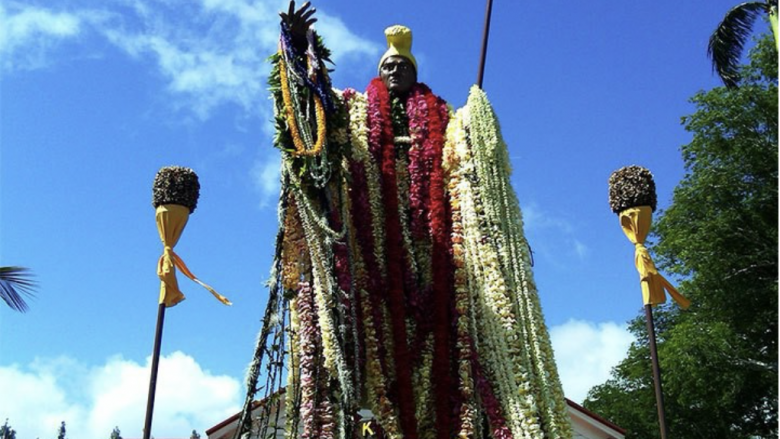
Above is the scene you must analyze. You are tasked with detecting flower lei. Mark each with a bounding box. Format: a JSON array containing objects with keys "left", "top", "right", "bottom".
[
  {"left": 286, "top": 286, "right": 302, "bottom": 439},
  {"left": 467, "top": 87, "right": 572, "bottom": 439},
  {"left": 445, "top": 113, "right": 479, "bottom": 439},
  {"left": 344, "top": 90, "right": 392, "bottom": 379},
  {"left": 441, "top": 87, "right": 574, "bottom": 439},
  {"left": 294, "top": 281, "right": 323, "bottom": 439},
  {"left": 405, "top": 83, "right": 455, "bottom": 439},
  {"left": 367, "top": 78, "right": 419, "bottom": 439}
]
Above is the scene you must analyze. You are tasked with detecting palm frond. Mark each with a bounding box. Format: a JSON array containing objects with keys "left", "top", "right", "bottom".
[
  {"left": 0, "top": 266, "right": 37, "bottom": 313},
  {"left": 708, "top": 1, "right": 770, "bottom": 88}
]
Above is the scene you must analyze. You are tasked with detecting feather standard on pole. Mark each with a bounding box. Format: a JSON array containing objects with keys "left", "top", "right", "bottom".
[
  {"left": 608, "top": 165, "right": 687, "bottom": 439},
  {"left": 144, "top": 166, "right": 229, "bottom": 439}
]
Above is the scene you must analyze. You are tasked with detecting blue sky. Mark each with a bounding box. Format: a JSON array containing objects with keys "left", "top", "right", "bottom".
[{"left": 1, "top": 1, "right": 767, "bottom": 438}]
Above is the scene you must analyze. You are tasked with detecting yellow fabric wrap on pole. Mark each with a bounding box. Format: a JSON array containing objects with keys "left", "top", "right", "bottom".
[
  {"left": 619, "top": 206, "right": 690, "bottom": 309},
  {"left": 156, "top": 204, "right": 232, "bottom": 307}
]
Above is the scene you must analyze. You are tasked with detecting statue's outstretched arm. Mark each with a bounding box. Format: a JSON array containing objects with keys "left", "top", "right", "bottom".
[
  {"left": 271, "top": 0, "right": 344, "bottom": 162},
  {"left": 279, "top": 1, "right": 318, "bottom": 52}
]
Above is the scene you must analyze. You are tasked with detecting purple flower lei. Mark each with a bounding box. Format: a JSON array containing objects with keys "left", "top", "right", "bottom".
[{"left": 279, "top": 22, "right": 336, "bottom": 113}]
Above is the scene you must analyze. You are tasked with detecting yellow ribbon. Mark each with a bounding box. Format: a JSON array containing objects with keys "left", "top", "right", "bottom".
[
  {"left": 619, "top": 206, "right": 690, "bottom": 309},
  {"left": 156, "top": 204, "right": 232, "bottom": 307}
]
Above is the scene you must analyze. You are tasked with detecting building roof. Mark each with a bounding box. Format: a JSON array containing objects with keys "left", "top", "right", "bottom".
[
  {"left": 206, "top": 399, "right": 265, "bottom": 436},
  {"left": 207, "top": 392, "right": 625, "bottom": 438},
  {"left": 565, "top": 398, "right": 626, "bottom": 435}
]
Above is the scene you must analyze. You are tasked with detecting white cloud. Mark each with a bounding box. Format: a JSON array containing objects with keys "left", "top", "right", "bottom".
[
  {"left": 251, "top": 152, "right": 282, "bottom": 208},
  {"left": 314, "top": 12, "right": 381, "bottom": 66},
  {"left": 1, "top": 0, "right": 380, "bottom": 118},
  {"left": 0, "top": 352, "right": 241, "bottom": 439},
  {"left": 0, "top": 0, "right": 382, "bottom": 207},
  {"left": 93, "top": 0, "right": 379, "bottom": 119},
  {"left": 550, "top": 319, "right": 634, "bottom": 403},
  {"left": 0, "top": 3, "right": 82, "bottom": 70},
  {"left": 523, "top": 203, "right": 573, "bottom": 234},
  {"left": 572, "top": 239, "right": 588, "bottom": 258},
  {"left": 522, "top": 203, "right": 589, "bottom": 262}
]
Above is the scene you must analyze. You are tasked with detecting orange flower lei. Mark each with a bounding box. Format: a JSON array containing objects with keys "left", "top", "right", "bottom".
[{"left": 278, "top": 53, "right": 328, "bottom": 157}]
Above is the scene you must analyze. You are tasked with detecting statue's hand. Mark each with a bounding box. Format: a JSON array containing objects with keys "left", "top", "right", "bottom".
[{"left": 279, "top": 1, "right": 317, "bottom": 51}]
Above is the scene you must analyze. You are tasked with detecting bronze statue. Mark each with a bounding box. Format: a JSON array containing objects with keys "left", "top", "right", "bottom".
[{"left": 235, "top": 3, "right": 573, "bottom": 439}]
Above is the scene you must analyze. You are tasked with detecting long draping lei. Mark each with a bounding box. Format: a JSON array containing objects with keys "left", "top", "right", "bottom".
[
  {"left": 237, "top": 27, "right": 572, "bottom": 439},
  {"left": 443, "top": 86, "right": 573, "bottom": 439}
]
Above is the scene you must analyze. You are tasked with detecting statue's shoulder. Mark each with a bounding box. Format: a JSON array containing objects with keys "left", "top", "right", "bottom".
[
  {"left": 339, "top": 87, "right": 367, "bottom": 105},
  {"left": 330, "top": 87, "right": 366, "bottom": 106}
]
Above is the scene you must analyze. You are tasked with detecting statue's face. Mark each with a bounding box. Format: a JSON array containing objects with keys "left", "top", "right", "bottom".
[{"left": 380, "top": 56, "right": 417, "bottom": 96}]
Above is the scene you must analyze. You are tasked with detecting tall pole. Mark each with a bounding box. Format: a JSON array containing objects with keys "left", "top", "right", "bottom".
[
  {"left": 476, "top": 0, "right": 495, "bottom": 88},
  {"left": 143, "top": 303, "right": 166, "bottom": 439},
  {"left": 644, "top": 304, "right": 669, "bottom": 439}
]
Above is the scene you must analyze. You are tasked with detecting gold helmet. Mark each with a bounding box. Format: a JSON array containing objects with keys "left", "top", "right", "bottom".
[{"left": 378, "top": 25, "right": 417, "bottom": 74}]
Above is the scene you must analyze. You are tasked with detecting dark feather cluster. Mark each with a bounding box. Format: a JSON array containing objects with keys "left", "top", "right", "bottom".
[
  {"left": 608, "top": 165, "right": 657, "bottom": 214},
  {"left": 152, "top": 166, "right": 200, "bottom": 213}
]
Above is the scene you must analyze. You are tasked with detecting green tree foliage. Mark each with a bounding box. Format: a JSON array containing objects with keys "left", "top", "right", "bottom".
[
  {"left": 584, "top": 34, "right": 777, "bottom": 439},
  {"left": 1, "top": 420, "right": 16, "bottom": 439},
  {"left": 110, "top": 427, "right": 122, "bottom": 439},
  {"left": 189, "top": 430, "right": 201, "bottom": 439},
  {"left": 57, "top": 422, "right": 66, "bottom": 439}
]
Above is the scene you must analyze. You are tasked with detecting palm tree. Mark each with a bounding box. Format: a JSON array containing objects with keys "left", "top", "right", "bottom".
[
  {"left": 0, "top": 266, "right": 36, "bottom": 312},
  {"left": 708, "top": 0, "right": 778, "bottom": 88}
]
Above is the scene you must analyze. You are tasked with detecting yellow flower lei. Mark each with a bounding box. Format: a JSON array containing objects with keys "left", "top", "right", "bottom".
[{"left": 279, "top": 53, "right": 328, "bottom": 157}]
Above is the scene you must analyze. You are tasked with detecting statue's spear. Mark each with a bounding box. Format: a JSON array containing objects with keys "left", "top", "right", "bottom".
[
  {"left": 476, "top": 0, "right": 494, "bottom": 89},
  {"left": 608, "top": 166, "right": 690, "bottom": 439},
  {"left": 143, "top": 166, "right": 231, "bottom": 439}
]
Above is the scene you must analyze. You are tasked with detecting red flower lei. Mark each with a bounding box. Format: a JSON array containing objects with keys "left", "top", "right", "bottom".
[
  {"left": 366, "top": 79, "right": 456, "bottom": 439},
  {"left": 471, "top": 339, "right": 514, "bottom": 439},
  {"left": 344, "top": 116, "right": 389, "bottom": 378},
  {"left": 409, "top": 84, "right": 454, "bottom": 439},
  {"left": 366, "top": 78, "right": 419, "bottom": 439}
]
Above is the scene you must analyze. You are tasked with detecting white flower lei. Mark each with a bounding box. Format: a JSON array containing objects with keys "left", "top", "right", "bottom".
[
  {"left": 457, "top": 86, "right": 573, "bottom": 438},
  {"left": 285, "top": 162, "right": 355, "bottom": 436},
  {"left": 444, "top": 111, "right": 478, "bottom": 439},
  {"left": 346, "top": 92, "right": 387, "bottom": 278}
]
